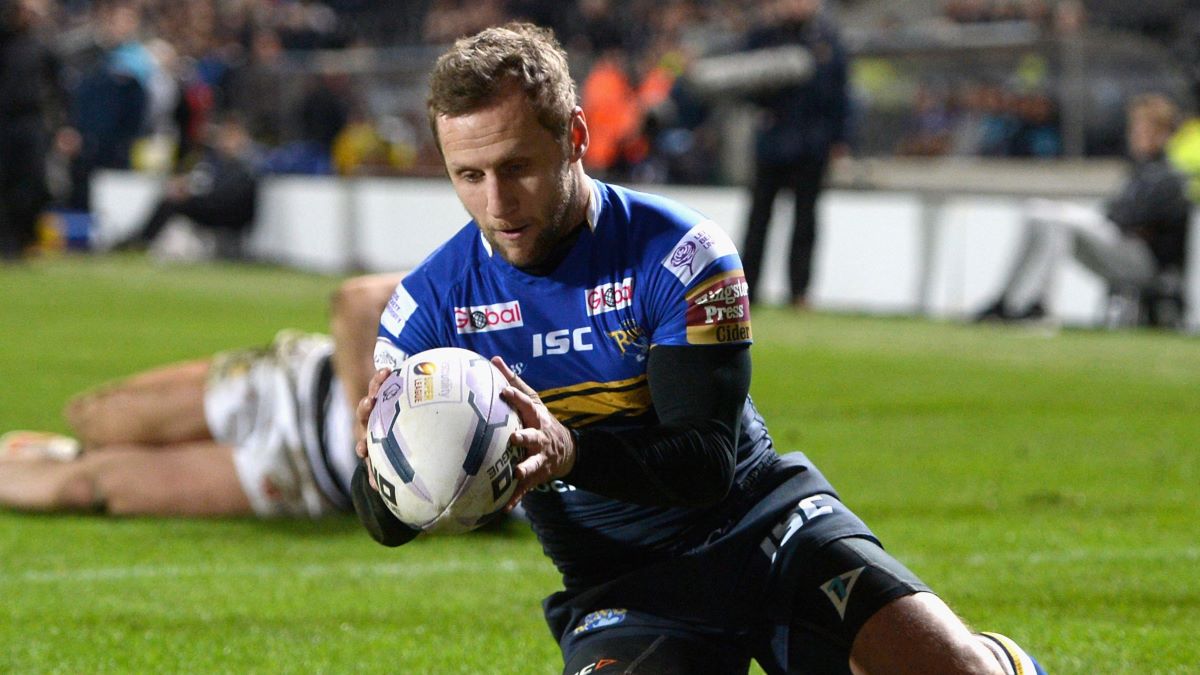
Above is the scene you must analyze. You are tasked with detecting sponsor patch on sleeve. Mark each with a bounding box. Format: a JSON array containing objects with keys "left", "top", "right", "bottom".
[
  {"left": 381, "top": 284, "right": 419, "bottom": 338},
  {"left": 684, "top": 269, "right": 752, "bottom": 345},
  {"left": 661, "top": 220, "right": 738, "bottom": 287}
]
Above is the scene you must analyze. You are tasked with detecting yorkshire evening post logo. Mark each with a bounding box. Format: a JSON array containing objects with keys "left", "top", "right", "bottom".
[{"left": 453, "top": 300, "right": 524, "bottom": 334}]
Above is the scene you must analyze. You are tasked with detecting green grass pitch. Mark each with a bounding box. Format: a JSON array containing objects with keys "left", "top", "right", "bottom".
[{"left": 1, "top": 257, "right": 1197, "bottom": 673}]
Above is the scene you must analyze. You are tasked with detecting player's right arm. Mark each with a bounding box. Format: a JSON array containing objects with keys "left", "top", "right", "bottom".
[
  {"left": 350, "top": 367, "right": 420, "bottom": 546},
  {"left": 349, "top": 276, "right": 444, "bottom": 547}
]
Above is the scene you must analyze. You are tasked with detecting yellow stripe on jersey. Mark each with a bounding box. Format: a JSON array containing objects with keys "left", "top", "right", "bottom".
[{"left": 538, "top": 375, "right": 652, "bottom": 428}]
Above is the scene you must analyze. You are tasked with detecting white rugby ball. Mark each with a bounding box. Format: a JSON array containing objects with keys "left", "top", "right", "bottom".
[{"left": 366, "top": 347, "right": 521, "bottom": 534}]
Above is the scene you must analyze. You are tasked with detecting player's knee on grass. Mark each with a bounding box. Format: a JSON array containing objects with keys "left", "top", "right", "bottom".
[
  {"left": 563, "top": 632, "right": 749, "bottom": 675},
  {"left": 849, "top": 591, "right": 1005, "bottom": 675},
  {"left": 63, "top": 390, "right": 106, "bottom": 447}
]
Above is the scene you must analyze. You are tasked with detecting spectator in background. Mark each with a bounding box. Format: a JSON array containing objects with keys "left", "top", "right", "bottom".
[
  {"left": 580, "top": 50, "right": 646, "bottom": 180},
  {"left": 261, "top": 73, "right": 349, "bottom": 175},
  {"left": 225, "top": 28, "right": 286, "bottom": 147},
  {"left": 976, "top": 93, "right": 1190, "bottom": 322},
  {"left": 975, "top": 82, "right": 1019, "bottom": 156},
  {"left": 1009, "top": 91, "right": 1062, "bottom": 158},
  {"left": 896, "top": 83, "right": 955, "bottom": 156},
  {"left": 63, "top": 0, "right": 150, "bottom": 211},
  {"left": 0, "top": 0, "right": 63, "bottom": 261},
  {"left": 114, "top": 114, "right": 260, "bottom": 259},
  {"left": 739, "top": 0, "right": 849, "bottom": 309}
]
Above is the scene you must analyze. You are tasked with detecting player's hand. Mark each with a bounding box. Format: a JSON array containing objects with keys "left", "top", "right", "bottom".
[
  {"left": 354, "top": 368, "right": 392, "bottom": 490},
  {"left": 492, "top": 356, "right": 576, "bottom": 512}
]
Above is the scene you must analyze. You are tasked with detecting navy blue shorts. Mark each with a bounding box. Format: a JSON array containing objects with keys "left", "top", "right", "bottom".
[{"left": 546, "top": 454, "right": 930, "bottom": 675}]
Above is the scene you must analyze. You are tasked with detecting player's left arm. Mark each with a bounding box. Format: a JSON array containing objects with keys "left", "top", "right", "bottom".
[
  {"left": 571, "top": 343, "right": 748, "bottom": 506},
  {"left": 497, "top": 343, "right": 748, "bottom": 509}
]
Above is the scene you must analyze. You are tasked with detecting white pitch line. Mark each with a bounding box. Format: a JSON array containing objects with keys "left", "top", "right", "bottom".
[
  {"left": 0, "top": 557, "right": 532, "bottom": 584},
  {"left": 5, "top": 546, "right": 1197, "bottom": 585}
]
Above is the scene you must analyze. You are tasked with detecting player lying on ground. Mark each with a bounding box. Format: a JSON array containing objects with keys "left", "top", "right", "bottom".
[{"left": 0, "top": 273, "right": 402, "bottom": 517}]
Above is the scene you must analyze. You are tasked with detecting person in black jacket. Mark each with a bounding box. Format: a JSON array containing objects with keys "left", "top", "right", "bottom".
[
  {"left": 0, "top": 0, "right": 62, "bottom": 260},
  {"left": 977, "top": 93, "right": 1191, "bottom": 322},
  {"left": 114, "top": 114, "right": 259, "bottom": 258},
  {"left": 738, "top": 0, "right": 849, "bottom": 309}
]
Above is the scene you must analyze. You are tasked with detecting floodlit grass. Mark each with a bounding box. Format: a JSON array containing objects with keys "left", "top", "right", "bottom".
[{"left": 2, "top": 256, "right": 1198, "bottom": 673}]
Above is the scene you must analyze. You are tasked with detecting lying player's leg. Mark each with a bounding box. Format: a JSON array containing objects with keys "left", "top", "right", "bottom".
[
  {"left": 0, "top": 441, "right": 251, "bottom": 516},
  {"left": 64, "top": 359, "right": 212, "bottom": 450}
]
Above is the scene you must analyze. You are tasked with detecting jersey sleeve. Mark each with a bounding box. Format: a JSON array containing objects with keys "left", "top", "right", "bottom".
[
  {"left": 648, "top": 219, "right": 753, "bottom": 347},
  {"left": 373, "top": 274, "right": 445, "bottom": 370}
]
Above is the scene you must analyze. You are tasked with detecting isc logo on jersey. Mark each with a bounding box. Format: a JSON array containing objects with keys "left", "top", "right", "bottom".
[
  {"left": 454, "top": 300, "right": 524, "bottom": 334},
  {"left": 585, "top": 277, "right": 634, "bottom": 316}
]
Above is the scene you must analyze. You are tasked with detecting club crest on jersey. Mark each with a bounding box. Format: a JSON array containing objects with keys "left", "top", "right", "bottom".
[
  {"left": 454, "top": 300, "right": 524, "bottom": 334},
  {"left": 662, "top": 220, "right": 738, "bottom": 286},
  {"left": 685, "top": 270, "right": 752, "bottom": 345},
  {"left": 586, "top": 277, "right": 634, "bottom": 316}
]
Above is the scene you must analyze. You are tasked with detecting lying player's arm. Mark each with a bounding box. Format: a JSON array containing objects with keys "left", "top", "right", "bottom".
[{"left": 564, "top": 343, "right": 749, "bottom": 508}]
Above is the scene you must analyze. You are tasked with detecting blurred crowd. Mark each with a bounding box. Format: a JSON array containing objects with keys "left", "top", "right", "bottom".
[
  {"left": 896, "top": 81, "right": 1062, "bottom": 158},
  {"left": 3, "top": 0, "right": 1200, "bottom": 259}
]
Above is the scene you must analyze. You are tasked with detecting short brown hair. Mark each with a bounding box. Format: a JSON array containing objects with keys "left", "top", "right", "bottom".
[
  {"left": 1129, "top": 93, "right": 1180, "bottom": 134},
  {"left": 427, "top": 22, "right": 577, "bottom": 151}
]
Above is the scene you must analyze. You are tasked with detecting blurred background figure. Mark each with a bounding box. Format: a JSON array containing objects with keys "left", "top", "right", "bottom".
[
  {"left": 260, "top": 73, "right": 349, "bottom": 176},
  {"left": 737, "top": 0, "right": 849, "bottom": 310},
  {"left": 114, "top": 113, "right": 260, "bottom": 260},
  {"left": 976, "top": 93, "right": 1190, "bottom": 326},
  {"left": 62, "top": 0, "right": 150, "bottom": 212},
  {"left": 0, "top": 0, "right": 62, "bottom": 261}
]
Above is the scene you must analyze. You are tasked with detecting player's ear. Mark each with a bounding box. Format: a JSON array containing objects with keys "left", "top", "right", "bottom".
[{"left": 568, "top": 107, "right": 589, "bottom": 163}]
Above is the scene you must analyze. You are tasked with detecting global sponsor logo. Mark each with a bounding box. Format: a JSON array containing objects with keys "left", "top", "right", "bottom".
[
  {"left": 454, "top": 300, "right": 524, "bottom": 334},
  {"left": 585, "top": 277, "right": 634, "bottom": 316},
  {"left": 572, "top": 609, "right": 629, "bottom": 635}
]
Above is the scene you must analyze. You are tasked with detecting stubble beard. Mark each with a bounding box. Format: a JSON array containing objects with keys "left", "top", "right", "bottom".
[{"left": 495, "top": 163, "right": 578, "bottom": 270}]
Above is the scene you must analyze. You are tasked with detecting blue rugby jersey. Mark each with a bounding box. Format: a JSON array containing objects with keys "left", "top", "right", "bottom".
[{"left": 375, "top": 179, "right": 778, "bottom": 588}]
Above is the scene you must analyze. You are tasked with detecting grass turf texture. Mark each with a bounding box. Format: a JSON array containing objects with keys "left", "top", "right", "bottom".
[{"left": 2, "top": 256, "right": 1197, "bottom": 673}]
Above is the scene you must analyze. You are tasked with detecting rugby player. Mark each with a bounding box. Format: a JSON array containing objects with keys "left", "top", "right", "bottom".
[
  {"left": 350, "top": 23, "right": 1046, "bottom": 675},
  {"left": 0, "top": 273, "right": 402, "bottom": 518}
]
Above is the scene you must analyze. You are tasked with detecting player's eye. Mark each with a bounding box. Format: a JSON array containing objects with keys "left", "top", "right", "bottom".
[{"left": 502, "top": 161, "right": 529, "bottom": 177}]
